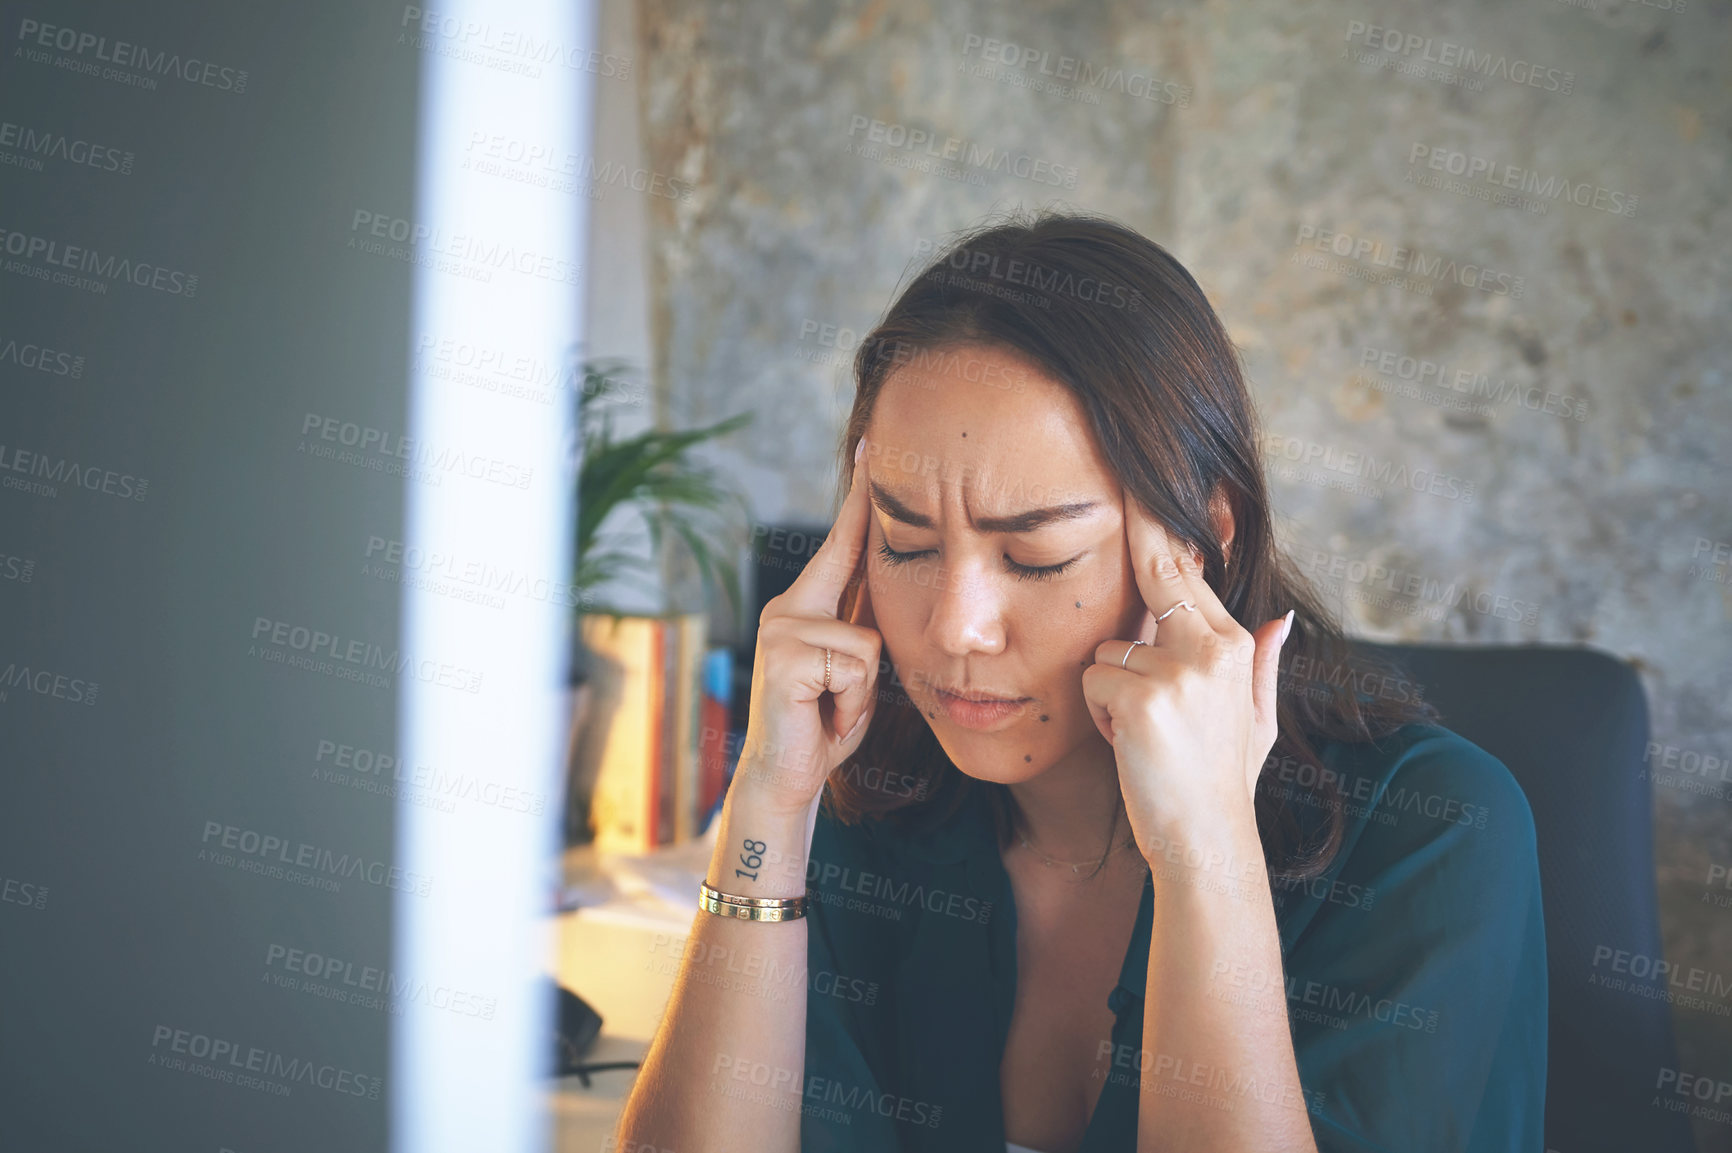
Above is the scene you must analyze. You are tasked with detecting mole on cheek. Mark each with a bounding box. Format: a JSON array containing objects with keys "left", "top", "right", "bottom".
[
  {"left": 1039, "top": 715, "right": 1049, "bottom": 722},
  {"left": 1075, "top": 601, "right": 1081, "bottom": 608},
  {"left": 1024, "top": 754, "right": 1032, "bottom": 763}
]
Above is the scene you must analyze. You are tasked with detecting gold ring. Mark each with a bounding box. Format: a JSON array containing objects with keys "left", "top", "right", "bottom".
[{"left": 822, "top": 648, "right": 833, "bottom": 690}]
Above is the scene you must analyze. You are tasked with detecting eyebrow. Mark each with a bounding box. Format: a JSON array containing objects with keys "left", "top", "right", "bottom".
[{"left": 869, "top": 481, "right": 1101, "bottom": 534}]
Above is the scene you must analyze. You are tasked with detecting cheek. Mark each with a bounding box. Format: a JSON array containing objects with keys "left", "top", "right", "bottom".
[
  {"left": 1024, "top": 565, "right": 1136, "bottom": 691},
  {"left": 1045, "top": 557, "right": 1135, "bottom": 636},
  {"left": 864, "top": 540, "right": 932, "bottom": 641}
]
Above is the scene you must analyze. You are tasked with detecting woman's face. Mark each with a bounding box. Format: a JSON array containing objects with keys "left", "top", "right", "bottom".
[{"left": 861, "top": 343, "right": 1149, "bottom": 785}]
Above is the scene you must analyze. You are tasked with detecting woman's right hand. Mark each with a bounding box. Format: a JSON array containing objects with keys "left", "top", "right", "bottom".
[{"left": 733, "top": 438, "right": 882, "bottom": 816}]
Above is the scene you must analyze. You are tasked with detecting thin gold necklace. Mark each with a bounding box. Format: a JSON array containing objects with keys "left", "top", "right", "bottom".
[{"left": 1016, "top": 826, "right": 1141, "bottom": 875}]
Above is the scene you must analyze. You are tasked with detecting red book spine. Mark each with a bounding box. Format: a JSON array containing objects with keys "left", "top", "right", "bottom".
[
  {"left": 645, "top": 620, "right": 665, "bottom": 846},
  {"left": 698, "top": 696, "right": 730, "bottom": 817}
]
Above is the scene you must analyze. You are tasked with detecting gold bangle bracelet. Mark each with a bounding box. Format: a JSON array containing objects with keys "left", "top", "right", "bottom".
[
  {"left": 698, "top": 890, "right": 807, "bottom": 922},
  {"left": 699, "top": 881, "right": 806, "bottom": 908}
]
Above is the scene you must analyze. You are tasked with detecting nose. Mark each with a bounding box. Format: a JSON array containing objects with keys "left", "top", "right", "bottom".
[{"left": 925, "top": 554, "right": 1007, "bottom": 658}]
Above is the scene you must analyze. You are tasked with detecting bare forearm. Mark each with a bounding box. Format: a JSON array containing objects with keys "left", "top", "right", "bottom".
[
  {"left": 1133, "top": 817, "right": 1319, "bottom": 1153},
  {"left": 615, "top": 785, "right": 822, "bottom": 1153}
]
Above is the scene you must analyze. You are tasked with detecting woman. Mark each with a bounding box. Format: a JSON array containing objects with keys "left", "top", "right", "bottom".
[{"left": 615, "top": 211, "right": 1547, "bottom": 1152}]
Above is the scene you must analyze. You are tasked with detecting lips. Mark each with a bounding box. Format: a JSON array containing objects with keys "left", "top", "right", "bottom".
[
  {"left": 939, "top": 687, "right": 1024, "bottom": 703},
  {"left": 934, "top": 686, "right": 1031, "bottom": 731}
]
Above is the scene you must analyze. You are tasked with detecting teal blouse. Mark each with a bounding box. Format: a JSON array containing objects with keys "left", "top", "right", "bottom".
[{"left": 798, "top": 723, "right": 1547, "bottom": 1151}]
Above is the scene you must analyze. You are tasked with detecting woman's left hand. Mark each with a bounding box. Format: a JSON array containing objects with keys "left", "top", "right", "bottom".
[{"left": 1081, "top": 489, "right": 1293, "bottom": 846}]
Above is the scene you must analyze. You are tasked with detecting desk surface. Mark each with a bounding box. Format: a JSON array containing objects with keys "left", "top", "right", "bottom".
[
  {"left": 549, "top": 1033, "right": 650, "bottom": 1153},
  {"left": 550, "top": 838, "right": 702, "bottom": 1150}
]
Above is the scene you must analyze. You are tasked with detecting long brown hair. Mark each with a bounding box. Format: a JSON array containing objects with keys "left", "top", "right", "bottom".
[{"left": 824, "top": 208, "right": 1436, "bottom": 882}]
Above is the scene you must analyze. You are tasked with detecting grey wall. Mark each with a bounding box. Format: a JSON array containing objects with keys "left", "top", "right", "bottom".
[
  {"left": 625, "top": 0, "right": 1732, "bottom": 1147},
  {"left": 0, "top": 3, "right": 418, "bottom": 1149}
]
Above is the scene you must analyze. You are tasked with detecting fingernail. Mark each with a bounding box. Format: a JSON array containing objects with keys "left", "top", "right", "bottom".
[
  {"left": 854, "top": 438, "right": 865, "bottom": 464},
  {"left": 1279, "top": 609, "right": 1295, "bottom": 645},
  {"left": 844, "top": 712, "right": 867, "bottom": 741}
]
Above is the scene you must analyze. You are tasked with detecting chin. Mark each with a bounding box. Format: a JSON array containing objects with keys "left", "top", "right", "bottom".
[
  {"left": 925, "top": 724, "right": 1051, "bottom": 785},
  {"left": 940, "top": 747, "right": 1050, "bottom": 785}
]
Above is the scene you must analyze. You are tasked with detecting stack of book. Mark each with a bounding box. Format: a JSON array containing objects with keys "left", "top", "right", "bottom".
[{"left": 575, "top": 613, "right": 735, "bottom": 853}]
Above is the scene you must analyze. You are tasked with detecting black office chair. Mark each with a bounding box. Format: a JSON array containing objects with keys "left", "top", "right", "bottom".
[
  {"left": 743, "top": 524, "right": 1694, "bottom": 1150},
  {"left": 1358, "top": 642, "right": 1695, "bottom": 1153}
]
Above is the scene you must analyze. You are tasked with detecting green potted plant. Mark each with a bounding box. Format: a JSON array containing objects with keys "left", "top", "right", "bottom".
[
  {"left": 565, "top": 359, "right": 755, "bottom": 850},
  {"left": 572, "top": 358, "right": 753, "bottom": 620}
]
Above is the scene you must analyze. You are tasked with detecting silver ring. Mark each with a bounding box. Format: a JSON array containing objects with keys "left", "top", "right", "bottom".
[
  {"left": 822, "top": 648, "right": 833, "bottom": 690},
  {"left": 1119, "top": 640, "right": 1143, "bottom": 668},
  {"left": 1154, "top": 600, "right": 1196, "bottom": 624}
]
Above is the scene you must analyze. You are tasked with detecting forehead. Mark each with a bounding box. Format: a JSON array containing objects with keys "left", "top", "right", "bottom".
[{"left": 868, "top": 343, "right": 1116, "bottom": 507}]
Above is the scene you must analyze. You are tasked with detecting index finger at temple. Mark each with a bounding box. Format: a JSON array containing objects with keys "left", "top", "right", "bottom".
[
  {"left": 1124, "top": 492, "right": 1206, "bottom": 645},
  {"left": 785, "top": 438, "right": 872, "bottom": 619}
]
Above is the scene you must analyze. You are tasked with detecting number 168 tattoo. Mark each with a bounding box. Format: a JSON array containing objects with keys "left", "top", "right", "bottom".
[{"left": 736, "top": 838, "right": 766, "bottom": 881}]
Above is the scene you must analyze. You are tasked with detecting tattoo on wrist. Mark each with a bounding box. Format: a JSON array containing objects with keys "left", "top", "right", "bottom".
[{"left": 736, "top": 838, "right": 766, "bottom": 882}]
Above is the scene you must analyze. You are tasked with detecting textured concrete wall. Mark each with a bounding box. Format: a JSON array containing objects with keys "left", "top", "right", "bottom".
[{"left": 629, "top": 0, "right": 1732, "bottom": 1141}]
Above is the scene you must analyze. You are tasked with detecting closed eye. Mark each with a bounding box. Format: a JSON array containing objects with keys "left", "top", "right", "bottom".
[{"left": 876, "top": 541, "right": 1081, "bottom": 582}]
